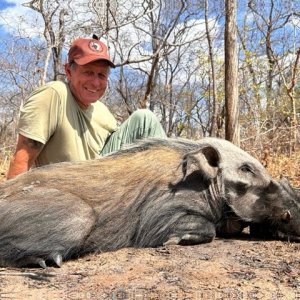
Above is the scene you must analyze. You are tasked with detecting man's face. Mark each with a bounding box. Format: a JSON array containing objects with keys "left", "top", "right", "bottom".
[{"left": 65, "top": 60, "right": 110, "bottom": 108}]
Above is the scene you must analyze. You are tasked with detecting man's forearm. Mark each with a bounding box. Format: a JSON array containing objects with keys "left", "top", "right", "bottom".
[
  {"left": 6, "top": 135, "right": 43, "bottom": 180},
  {"left": 6, "top": 152, "right": 30, "bottom": 179}
]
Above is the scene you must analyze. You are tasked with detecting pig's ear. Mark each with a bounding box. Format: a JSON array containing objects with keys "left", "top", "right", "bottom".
[{"left": 181, "top": 146, "right": 220, "bottom": 180}]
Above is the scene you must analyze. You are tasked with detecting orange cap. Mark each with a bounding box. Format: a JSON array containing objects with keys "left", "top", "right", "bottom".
[{"left": 68, "top": 38, "right": 115, "bottom": 67}]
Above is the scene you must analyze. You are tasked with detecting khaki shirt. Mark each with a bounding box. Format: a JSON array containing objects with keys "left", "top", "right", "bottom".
[{"left": 19, "top": 81, "right": 117, "bottom": 167}]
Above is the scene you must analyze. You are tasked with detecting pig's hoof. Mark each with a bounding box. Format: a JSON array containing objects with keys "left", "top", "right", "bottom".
[
  {"left": 164, "top": 233, "right": 212, "bottom": 246},
  {"left": 37, "top": 252, "right": 63, "bottom": 268},
  {"left": 50, "top": 252, "right": 63, "bottom": 267},
  {"left": 179, "top": 233, "right": 208, "bottom": 245},
  {"left": 163, "top": 236, "right": 181, "bottom": 245},
  {"left": 17, "top": 252, "right": 63, "bottom": 268},
  {"left": 38, "top": 259, "right": 47, "bottom": 269}
]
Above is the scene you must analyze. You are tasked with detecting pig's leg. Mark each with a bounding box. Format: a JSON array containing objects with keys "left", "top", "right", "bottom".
[
  {"left": 163, "top": 215, "right": 216, "bottom": 245},
  {"left": 0, "top": 188, "right": 96, "bottom": 268}
]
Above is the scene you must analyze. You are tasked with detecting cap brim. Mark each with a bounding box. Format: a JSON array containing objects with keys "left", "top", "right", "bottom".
[{"left": 74, "top": 55, "right": 115, "bottom": 68}]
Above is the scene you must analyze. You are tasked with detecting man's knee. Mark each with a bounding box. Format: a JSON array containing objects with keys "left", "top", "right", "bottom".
[
  {"left": 129, "top": 109, "right": 158, "bottom": 124},
  {"left": 128, "top": 109, "right": 166, "bottom": 138}
]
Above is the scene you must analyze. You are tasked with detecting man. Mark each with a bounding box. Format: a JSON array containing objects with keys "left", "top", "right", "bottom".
[{"left": 7, "top": 37, "right": 166, "bottom": 179}]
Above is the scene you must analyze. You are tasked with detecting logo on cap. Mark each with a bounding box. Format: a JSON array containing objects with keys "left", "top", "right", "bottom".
[{"left": 89, "top": 41, "right": 103, "bottom": 52}]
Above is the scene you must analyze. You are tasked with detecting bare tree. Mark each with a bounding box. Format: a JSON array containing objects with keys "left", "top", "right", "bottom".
[
  {"left": 94, "top": 0, "right": 210, "bottom": 129},
  {"left": 239, "top": 0, "right": 300, "bottom": 154},
  {"left": 23, "top": 0, "right": 68, "bottom": 82},
  {"left": 276, "top": 47, "right": 300, "bottom": 154},
  {"left": 1, "top": 0, "right": 299, "bottom": 154},
  {"left": 204, "top": 0, "right": 219, "bottom": 137},
  {"left": 225, "top": 0, "right": 239, "bottom": 145}
]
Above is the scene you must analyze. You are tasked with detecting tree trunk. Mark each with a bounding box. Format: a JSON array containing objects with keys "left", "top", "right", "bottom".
[
  {"left": 224, "top": 0, "right": 239, "bottom": 146},
  {"left": 205, "top": 0, "right": 218, "bottom": 137}
]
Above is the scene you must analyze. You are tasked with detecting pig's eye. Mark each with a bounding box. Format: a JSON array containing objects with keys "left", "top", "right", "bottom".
[{"left": 240, "top": 164, "right": 255, "bottom": 174}]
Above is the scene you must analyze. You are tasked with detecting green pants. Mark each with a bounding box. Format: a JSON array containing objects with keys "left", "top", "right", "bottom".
[{"left": 101, "top": 109, "right": 167, "bottom": 156}]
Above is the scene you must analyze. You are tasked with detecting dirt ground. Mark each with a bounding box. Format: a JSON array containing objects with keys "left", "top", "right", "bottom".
[{"left": 0, "top": 235, "right": 299, "bottom": 300}]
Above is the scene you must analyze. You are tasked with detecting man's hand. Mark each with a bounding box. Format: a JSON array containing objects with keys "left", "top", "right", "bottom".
[{"left": 6, "top": 134, "right": 43, "bottom": 180}]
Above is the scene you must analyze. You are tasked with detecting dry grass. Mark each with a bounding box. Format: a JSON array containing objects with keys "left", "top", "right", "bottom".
[
  {"left": 264, "top": 149, "right": 300, "bottom": 187},
  {"left": 0, "top": 156, "right": 10, "bottom": 182}
]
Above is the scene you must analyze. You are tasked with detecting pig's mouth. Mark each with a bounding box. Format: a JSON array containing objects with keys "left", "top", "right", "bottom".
[
  {"left": 273, "top": 230, "right": 300, "bottom": 242},
  {"left": 249, "top": 222, "right": 300, "bottom": 242}
]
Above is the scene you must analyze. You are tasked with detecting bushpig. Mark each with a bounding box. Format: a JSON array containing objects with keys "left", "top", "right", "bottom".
[{"left": 0, "top": 138, "right": 296, "bottom": 268}]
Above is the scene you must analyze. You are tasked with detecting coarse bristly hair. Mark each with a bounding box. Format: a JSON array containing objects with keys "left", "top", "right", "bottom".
[{"left": 0, "top": 137, "right": 298, "bottom": 267}]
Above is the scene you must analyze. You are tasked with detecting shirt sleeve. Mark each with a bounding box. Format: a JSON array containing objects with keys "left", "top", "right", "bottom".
[{"left": 18, "top": 85, "right": 61, "bottom": 144}]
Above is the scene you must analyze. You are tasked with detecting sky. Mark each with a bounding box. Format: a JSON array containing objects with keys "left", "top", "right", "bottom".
[
  {"left": 0, "top": 0, "right": 42, "bottom": 38},
  {"left": 0, "top": 0, "right": 216, "bottom": 67},
  {"left": 0, "top": 0, "right": 210, "bottom": 40},
  {"left": 1, "top": 0, "right": 299, "bottom": 74},
  {"left": 0, "top": 0, "right": 15, "bottom": 10}
]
